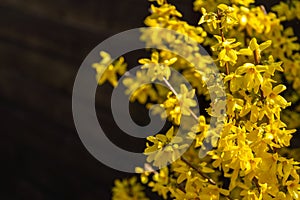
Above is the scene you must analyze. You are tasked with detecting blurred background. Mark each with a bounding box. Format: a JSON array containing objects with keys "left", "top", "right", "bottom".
[
  {"left": 0, "top": 0, "right": 148, "bottom": 199},
  {"left": 0, "top": 0, "right": 298, "bottom": 200}
]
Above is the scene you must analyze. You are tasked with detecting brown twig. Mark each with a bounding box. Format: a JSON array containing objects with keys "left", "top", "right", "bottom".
[
  {"left": 163, "top": 77, "right": 199, "bottom": 122},
  {"left": 253, "top": 50, "right": 260, "bottom": 65},
  {"left": 217, "top": 9, "right": 230, "bottom": 82},
  {"left": 181, "top": 156, "right": 216, "bottom": 185}
]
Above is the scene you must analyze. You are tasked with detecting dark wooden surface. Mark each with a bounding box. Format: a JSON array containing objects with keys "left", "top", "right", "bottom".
[
  {"left": 1, "top": 0, "right": 299, "bottom": 200},
  {"left": 0, "top": 1, "right": 150, "bottom": 199}
]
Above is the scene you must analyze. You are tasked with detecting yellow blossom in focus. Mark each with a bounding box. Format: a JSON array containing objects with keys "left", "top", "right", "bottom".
[
  {"left": 261, "top": 84, "right": 290, "bottom": 108},
  {"left": 211, "top": 36, "right": 241, "bottom": 66},
  {"left": 235, "top": 63, "right": 267, "bottom": 93}
]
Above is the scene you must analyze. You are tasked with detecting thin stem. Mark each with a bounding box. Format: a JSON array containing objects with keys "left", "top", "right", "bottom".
[
  {"left": 253, "top": 50, "right": 260, "bottom": 65},
  {"left": 181, "top": 156, "right": 216, "bottom": 185},
  {"left": 189, "top": 108, "right": 200, "bottom": 122},
  {"left": 217, "top": 9, "right": 225, "bottom": 43},
  {"left": 144, "top": 163, "right": 159, "bottom": 174},
  {"left": 163, "top": 77, "right": 199, "bottom": 122},
  {"left": 181, "top": 156, "right": 234, "bottom": 199},
  {"left": 244, "top": 29, "right": 249, "bottom": 46},
  {"left": 252, "top": 177, "right": 260, "bottom": 189},
  {"left": 217, "top": 9, "right": 230, "bottom": 77},
  {"left": 225, "top": 63, "right": 230, "bottom": 75},
  {"left": 163, "top": 77, "right": 178, "bottom": 96}
]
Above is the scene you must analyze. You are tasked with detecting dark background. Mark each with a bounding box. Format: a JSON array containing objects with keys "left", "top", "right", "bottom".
[
  {"left": 0, "top": 0, "right": 197, "bottom": 199},
  {"left": 0, "top": 0, "right": 149, "bottom": 199},
  {"left": 0, "top": 0, "right": 298, "bottom": 200}
]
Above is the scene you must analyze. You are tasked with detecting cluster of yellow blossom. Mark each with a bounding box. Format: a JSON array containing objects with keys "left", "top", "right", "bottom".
[
  {"left": 144, "top": 1, "right": 207, "bottom": 44},
  {"left": 91, "top": 0, "right": 300, "bottom": 199},
  {"left": 112, "top": 177, "right": 149, "bottom": 200},
  {"left": 194, "top": 0, "right": 300, "bottom": 129},
  {"left": 159, "top": 84, "right": 197, "bottom": 125},
  {"left": 92, "top": 51, "right": 127, "bottom": 87},
  {"left": 144, "top": 126, "right": 189, "bottom": 168},
  {"left": 272, "top": 0, "right": 300, "bottom": 21}
]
